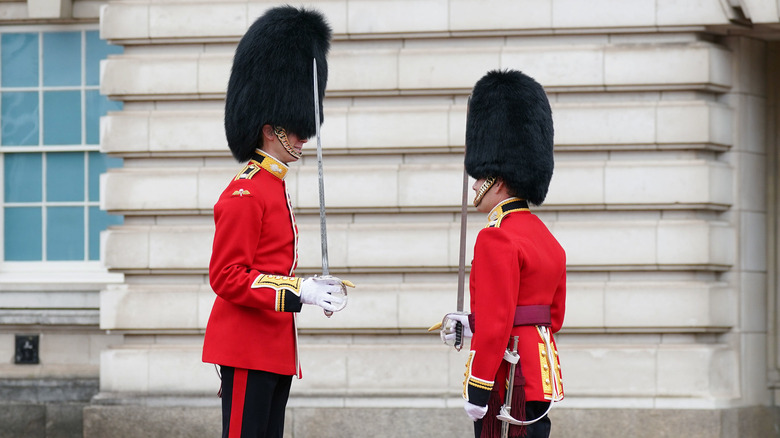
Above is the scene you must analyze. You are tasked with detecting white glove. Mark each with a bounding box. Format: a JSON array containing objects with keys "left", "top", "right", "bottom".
[
  {"left": 441, "top": 312, "right": 473, "bottom": 345},
  {"left": 300, "top": 276, "right": 347, "bottom": 313},
  {"left": 464, "top": 401, "right": 488, "bottom": 421}
]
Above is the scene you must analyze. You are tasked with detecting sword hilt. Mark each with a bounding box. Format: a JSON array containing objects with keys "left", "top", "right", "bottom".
[
  {"left": 500, "top": 336, "right": 520, "bottom": 438},
  {"left": 454, "top": 321, "right": 463, "bottom": 351}
]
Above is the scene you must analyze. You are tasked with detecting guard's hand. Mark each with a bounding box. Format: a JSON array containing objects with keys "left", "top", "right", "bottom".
[
  {"left": 300, "top": 276, "right": 348, "bottom": 313},
  {"left": 464, "top": 401, "right": 488, "bottom": 421},
  {"left": 442, "top": 313, "right": 473, "bottom": 342},
  {"left": 438, "top": 312, "right": 472, "bottom": 350}
]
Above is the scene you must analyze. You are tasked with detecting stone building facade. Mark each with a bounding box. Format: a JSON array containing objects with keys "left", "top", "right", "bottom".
[{"left": 1, "top": 0, "right": 780, "bottom": 437}]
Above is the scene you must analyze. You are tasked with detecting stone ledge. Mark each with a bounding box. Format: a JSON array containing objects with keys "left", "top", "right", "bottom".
[
  {"left": 80, "top": 403, "right": 780, "bottom": 438},
  {"left": 101, "top": 219, "right": 735, "bottom": 273},
  {"left": 0, "top": 402, "right": 87, "bottom": 438},
  {"left": 551, "top": 406, "right": 780, "bottom": 438},
  {"left": 0, "top": 310, "right": 98, "bottom": 326},
  {"left": 99, "top": 0, "right": 762, "bottom": 43},
  {"left": 100, "top": 159, "right": 733, "bottom": 213},
  {"left": 0, "top": 378, "right": 98, "bottom": 403},
  {"left": 100, "top": 43, "right": 731, "bottom": 99}
]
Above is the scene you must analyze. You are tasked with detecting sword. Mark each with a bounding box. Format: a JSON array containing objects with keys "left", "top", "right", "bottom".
[
  {"left": 313, "top": 59, "right": 328, "bottom": 276},
  {"left": 313, "top": 57, "right": 334, "bottom": 317},
  {"left": 453, "top": 95, "right": 474, "bottom": 350},
  {"left": 500, "top": 336, "right": 520, "bottom": 438},
  {"left": 496, "top": 328, "right": 560, "bottom": 429},
  {"left": 428, "top": 116, "right": 471, "bottom": 346},
  {"left": 453, "top": 165, "right": 469, "bottom": 350}
]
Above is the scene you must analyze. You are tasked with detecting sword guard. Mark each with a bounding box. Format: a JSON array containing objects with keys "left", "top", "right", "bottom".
[
  {"left": 317, "top": 274, "right": 350, "bottom": 317},
  {"left": 497, "top": 401, "right": 554, "bottom": 427},
  {"left": 496, "top": 406, "right": 521, "bottom": 425}
]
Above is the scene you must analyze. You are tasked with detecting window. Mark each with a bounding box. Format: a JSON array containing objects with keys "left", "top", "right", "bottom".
[{"left": 0, "top": 29, "right": 123, "bottom": 262}]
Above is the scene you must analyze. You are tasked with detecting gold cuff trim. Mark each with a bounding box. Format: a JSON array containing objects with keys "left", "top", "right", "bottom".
[
  {"left": 468, "top": 377, "right": 494, "bottom": 391},
  {"left": 252, "top": 274, "right": 302, "bottom": 312},
  {"left": 251, "top": 274, "right": 301, "bottom": 291},
  {"left": 463, "top": 350, "right": 495, "bottom": 399}
]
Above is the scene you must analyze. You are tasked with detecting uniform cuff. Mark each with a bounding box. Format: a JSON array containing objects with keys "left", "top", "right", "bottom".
[
  {"left": 251, "top": 274, "right": 304, "bottom": 313},
  {"left": 276, "top": 290, "right": 303, "bottom": 313},
  {"left": 466, "top": 378, "right": 492, "bottom": 407},
  {"left": 463, "top": 350, "right": 493, "bottom": 407}
]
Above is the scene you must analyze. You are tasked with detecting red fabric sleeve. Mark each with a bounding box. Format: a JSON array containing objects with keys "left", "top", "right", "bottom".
[
  {"left": 208, "top": 190, "right": 299, "bottom": 311},
  {"left": 550, "top": 267, "right": 566, "bottom": 333},
  {"left": 468, "top": 227, "right": 520, "bottom": 387}
]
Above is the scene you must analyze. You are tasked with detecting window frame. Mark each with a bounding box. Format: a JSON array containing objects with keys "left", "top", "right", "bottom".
[{"left": 0, "top": 23, "right": 123, "bottom": 283}]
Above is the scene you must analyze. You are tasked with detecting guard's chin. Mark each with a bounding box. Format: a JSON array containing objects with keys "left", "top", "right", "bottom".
[{"left": 285, "top": 149, "right": 302, "bottom": 160}]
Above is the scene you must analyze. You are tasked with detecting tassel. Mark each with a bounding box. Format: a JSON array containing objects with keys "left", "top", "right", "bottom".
[
  {"left": 479, "top": 389, "right": 503, "bottom": 438},
  {"left": 508, "top": 368, "right": 527, "bottom": 438},
  {"left": 215, "top": 364, "right": 223, "bottom": 398}
]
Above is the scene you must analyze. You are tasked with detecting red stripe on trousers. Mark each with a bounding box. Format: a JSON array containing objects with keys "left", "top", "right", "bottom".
[{"left": 229, "top": 368, "right": 248, "bottom": 438}]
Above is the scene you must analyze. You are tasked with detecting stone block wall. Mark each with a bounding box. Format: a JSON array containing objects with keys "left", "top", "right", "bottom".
[{"left": 3, "top": 0, "right": 778, "bottom": 436}]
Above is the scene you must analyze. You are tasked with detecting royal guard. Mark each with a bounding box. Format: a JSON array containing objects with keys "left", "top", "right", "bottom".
[
  {"left": 440, "top": 70, "right": 566, "bottom": 438},
  {"left": 202, "top": 6, "right": 352, "bottom": 438}
]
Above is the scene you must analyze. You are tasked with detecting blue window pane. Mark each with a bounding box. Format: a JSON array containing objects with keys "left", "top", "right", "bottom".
[
  {"left": 88, "top": 206, "right": 122, "bottom": 260},
  {"left": 43, "top": 90, "right": 81, "bottom": 145},
  {"left": 1, "top": 33, "right": 39, "bottom": 87},
  {"left": 85, "top": 90, "right": 122, "bottom": 144},
  {"left": 4, "top": 153, "right": 42, "bottom": 202},
  {"left": 1, "top": 92, "right": 39, "bottom": 146},
  {"left": 47, "top": 152, "right": 84, "bottom": 202},
  {"left": 43, "top": 32, "right": 81, "bottom": 87},
  {"left": 85, "top": 31, "right": 123, "bottom": 86},
  {"left": 88, "top": 151, "right": 122, "bottom": 202},
  {"left": 47, "top": 206, "right": 84, "bottom": 260},
  {"left": 5, "top": 207, "right": 42, "bottom": 261}
]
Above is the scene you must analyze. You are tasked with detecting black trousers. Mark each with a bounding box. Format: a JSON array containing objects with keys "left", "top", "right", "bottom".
[
  {"left": 220, "top": 366, "right": 293, "bottom": 438},
  {"left": 473, "top": 401, "right": 552, "bottom": 438}
]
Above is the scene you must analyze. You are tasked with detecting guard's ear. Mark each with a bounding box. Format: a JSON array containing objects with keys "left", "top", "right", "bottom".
[
  {"left": 493, "top": 178, "right": 514, "bottom": 197},
  {"left": 261, "top": 124, "right": 275, "bottom": 142}
]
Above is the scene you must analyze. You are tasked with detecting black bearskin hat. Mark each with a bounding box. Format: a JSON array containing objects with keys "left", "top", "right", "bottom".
[
  {"left": 465, "top": 70, "right": 554, "bottom": 206},
  {"left": 225, "top": 6, "right": 332, "bottom": 162}
]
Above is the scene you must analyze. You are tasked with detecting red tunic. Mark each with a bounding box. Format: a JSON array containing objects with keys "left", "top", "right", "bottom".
[
  {"left": 464, "top": 198, "right": 566, "bottom": 406},
  {"left": 202, "top": 149, "right": 303, "bottom": 377}
]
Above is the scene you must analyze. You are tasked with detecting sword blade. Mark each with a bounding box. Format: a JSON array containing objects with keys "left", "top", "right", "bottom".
[
  {"left": 456, "top": 166, "right": 469, "bottom": 312},
  {"left": 454, "top": 166, "right": 469, "bottom": 350},
  {"left": 313, "top": 58, "right": 329, "bottom": 277}
]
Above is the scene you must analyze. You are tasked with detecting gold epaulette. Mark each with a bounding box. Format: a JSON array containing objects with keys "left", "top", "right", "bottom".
[
  {"left": 234, "top": 161, "right": 262, "bottom": 181},
  {"left": 233, "top": 152, "right": 288, "bottom": 181}
]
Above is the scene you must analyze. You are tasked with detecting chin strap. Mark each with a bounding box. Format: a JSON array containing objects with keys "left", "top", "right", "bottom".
[
  {"left": 273, "top": 126, "right": 302, "bottom": 159},
  {"left": 473, "top": 176, "right": 496, "bottom": 207}
]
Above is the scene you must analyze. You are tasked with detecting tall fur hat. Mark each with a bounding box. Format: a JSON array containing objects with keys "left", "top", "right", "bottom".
[
  {"left": 225, "top": 6, "right": 332, "bottom": 162},
  {"left": 465, "top": 70, "right": 554, "bottom": 206}
]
